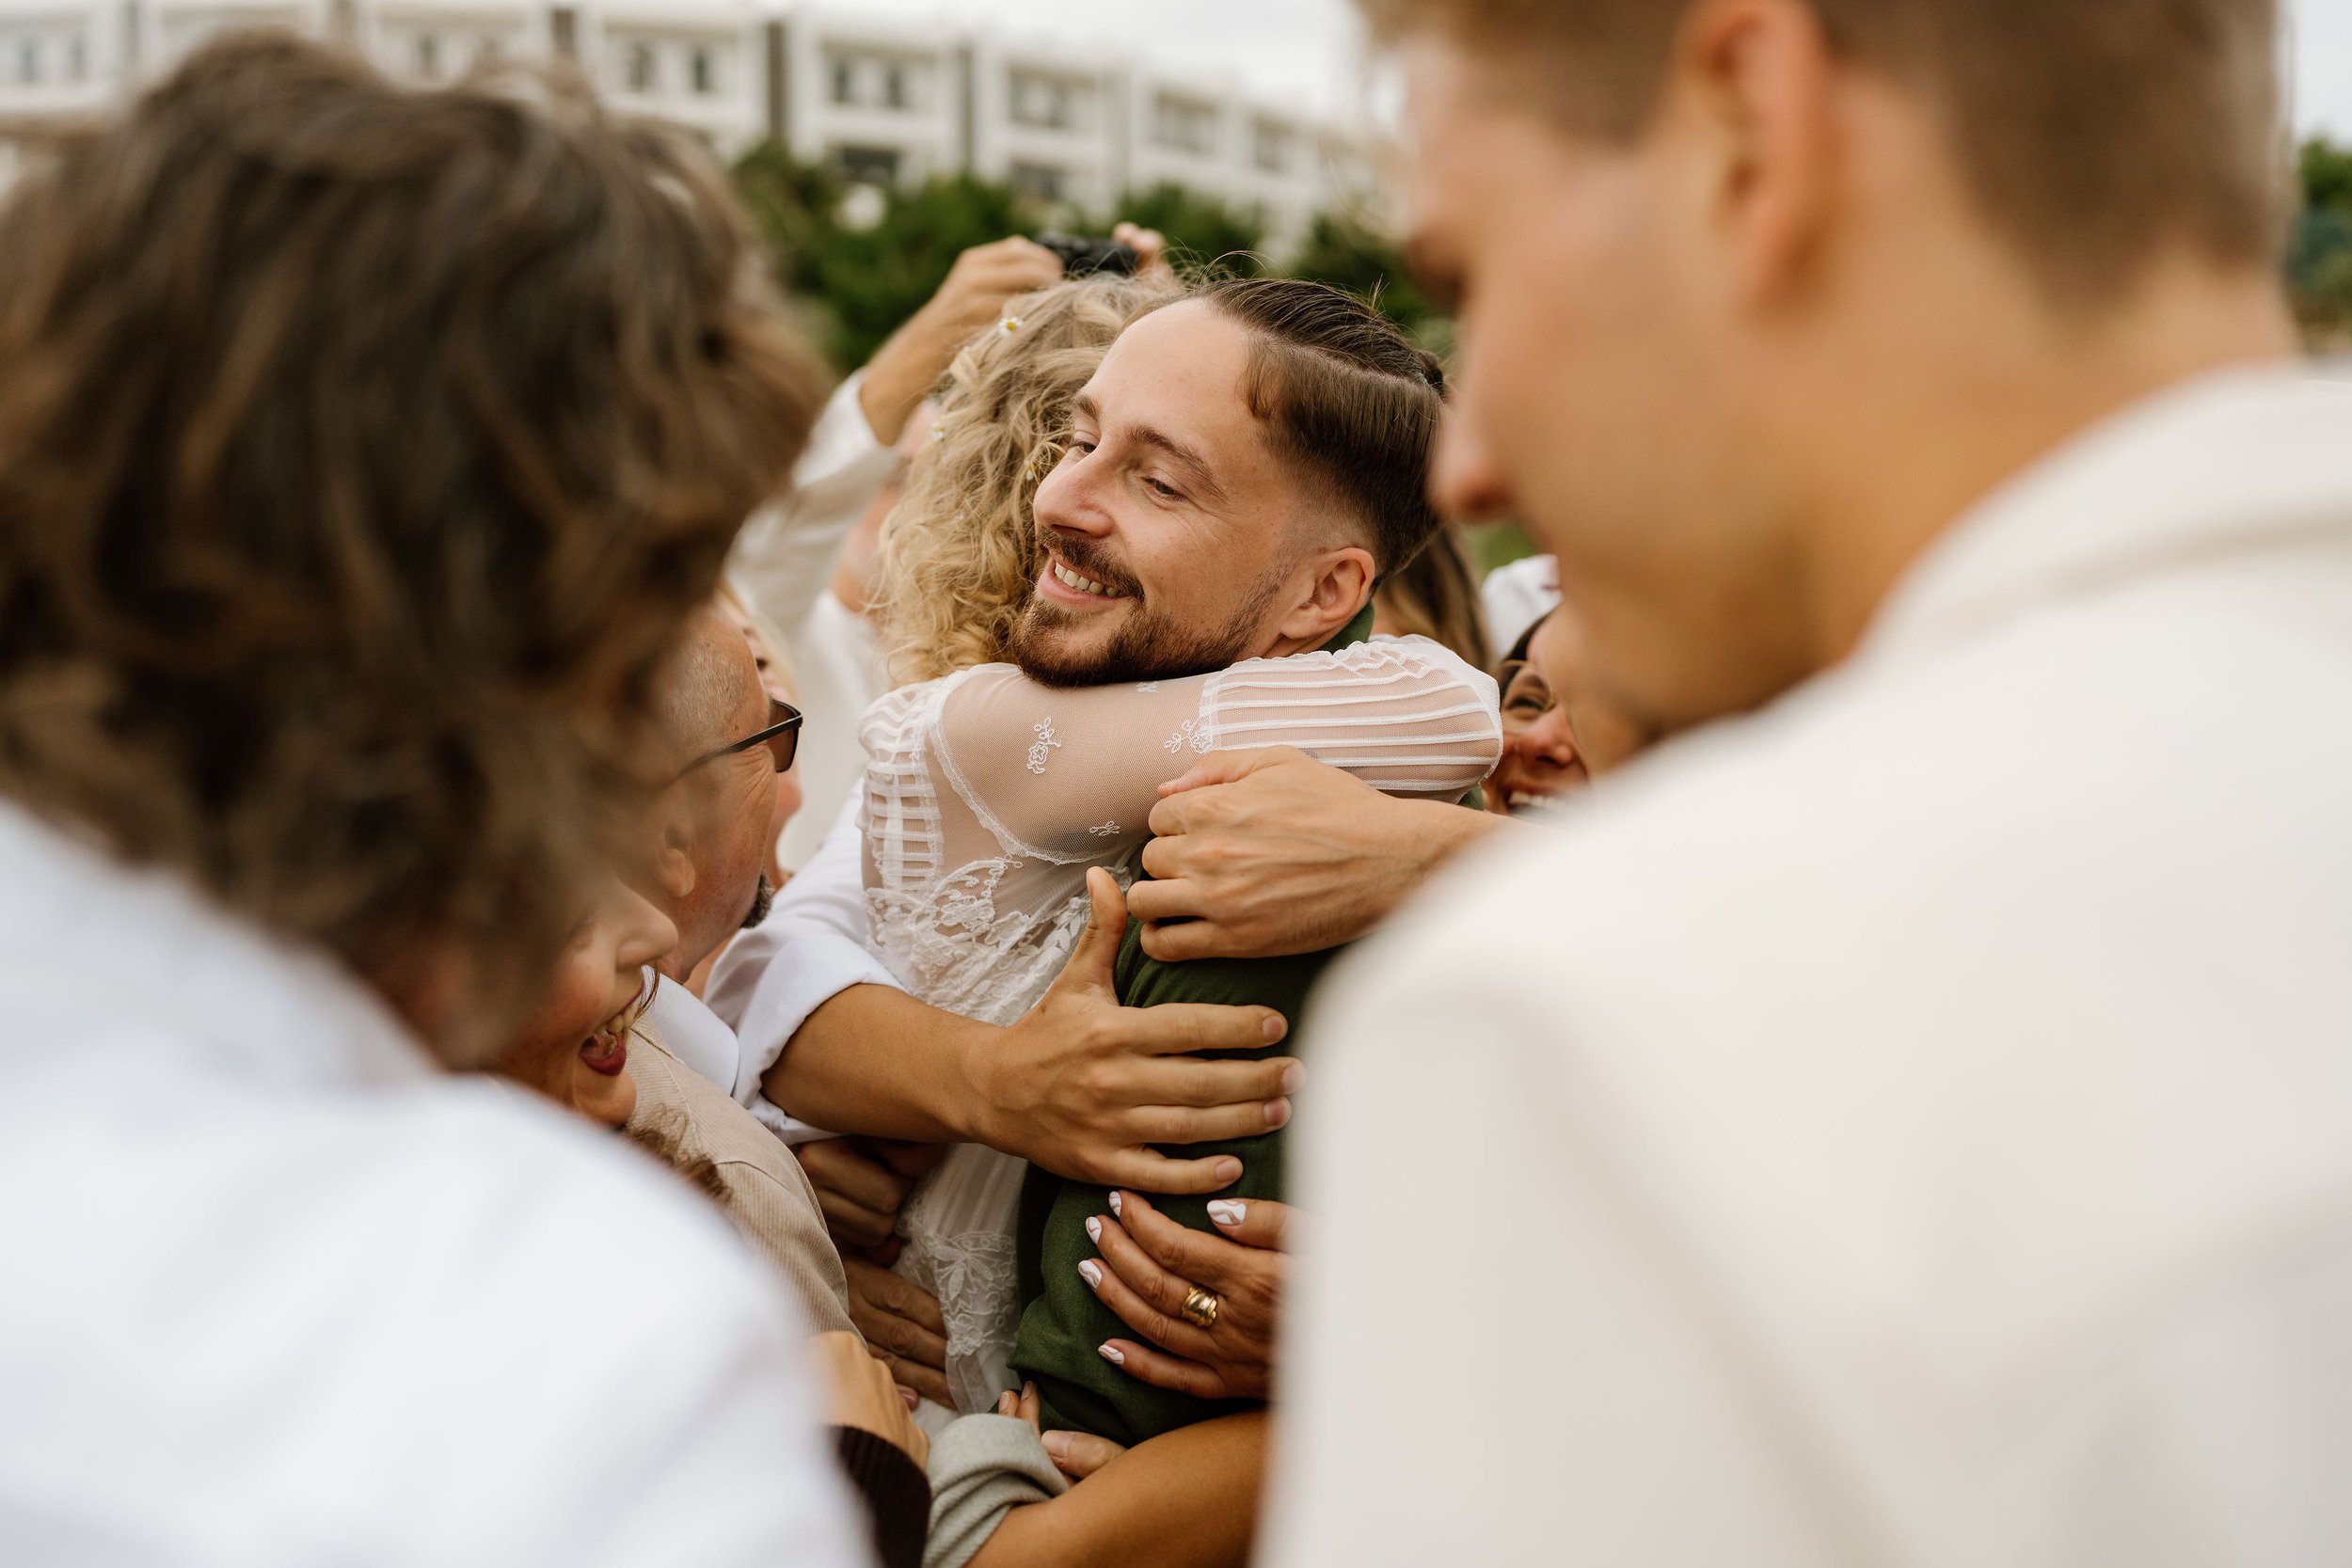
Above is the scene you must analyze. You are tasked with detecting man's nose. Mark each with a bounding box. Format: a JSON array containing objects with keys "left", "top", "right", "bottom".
[
  {"left": 1032, "top": 454, "right": 1114, "bottom": 539},
  {"left": 1430, "top": 402, "right": 1515, "bottom": 524}
]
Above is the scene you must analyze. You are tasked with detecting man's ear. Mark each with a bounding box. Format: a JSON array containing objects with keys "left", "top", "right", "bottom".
[
  {"left": 1669, "top": 0, "right": 1840, "bottom": 309},
  {"left": 649, "top": 797, "right": 698, "bottom": 904},
  {"left": 1270, "top": 545, "right": 1378, "bottom": 650}
]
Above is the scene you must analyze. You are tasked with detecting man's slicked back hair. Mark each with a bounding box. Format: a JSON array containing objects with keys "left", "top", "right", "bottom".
[
  {"left": 0, "top": 35, "right": 829, "bottom": 1056},
  {"left": 1198, "top": 277, "right": 1450, "bottom": 578},
  {"left": 1359, "top": 0, "right": 2287, "bottom": 300}
]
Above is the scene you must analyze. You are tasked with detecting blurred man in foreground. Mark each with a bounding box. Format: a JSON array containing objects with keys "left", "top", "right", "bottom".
[
  {"left": 0, "top": 37, "right": 870, "bottom": 1565},
  {"left": 1267, "top": 0, "right": 2352, "bottom": 1563}
]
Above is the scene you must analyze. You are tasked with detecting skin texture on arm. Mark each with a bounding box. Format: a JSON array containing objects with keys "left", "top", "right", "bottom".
[
  {"left": 966, "top": 1410, "right": 1268, "bottom": 1568},
  {"left": 1131, "top": 748, "right": 1511, "bottom": 961},
  {"left": 763, "top": 872, "right": 1302, "bottom": 1192}
]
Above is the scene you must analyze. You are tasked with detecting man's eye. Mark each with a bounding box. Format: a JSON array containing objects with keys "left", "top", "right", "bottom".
[{"left": 1145, "top": 477, "right": 1181, "bottom": 500}]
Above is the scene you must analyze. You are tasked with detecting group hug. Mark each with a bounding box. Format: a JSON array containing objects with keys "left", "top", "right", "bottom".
[{"left": 6, "top": 0, "right": 2350, "bottom": 1564}]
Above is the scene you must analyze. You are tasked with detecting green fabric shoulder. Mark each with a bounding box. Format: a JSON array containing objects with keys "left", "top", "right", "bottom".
[{"left": 1009, "top": 608, "right": 1376, "bottom": 1446}]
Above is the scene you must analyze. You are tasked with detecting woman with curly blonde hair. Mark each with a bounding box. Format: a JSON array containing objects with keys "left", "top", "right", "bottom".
[{"left": 869, "top": 271, "right": 1185, "bottom": 686}]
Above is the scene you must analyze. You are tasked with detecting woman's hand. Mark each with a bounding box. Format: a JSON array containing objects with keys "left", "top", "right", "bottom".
[
  {"left": 810, "top": 1330, "right": 930, "bottom": 1471},
  {"left": 1082, "top": 1192, "right": 1290, "bottom": 1402},
  {"left": 996, "top": 1380, "right": 1130, "bottom": 1481}
]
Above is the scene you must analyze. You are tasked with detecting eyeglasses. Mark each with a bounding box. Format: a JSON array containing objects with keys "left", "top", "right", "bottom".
[{"left": 675, "top": 698, "right": 803, "bottom": 784}]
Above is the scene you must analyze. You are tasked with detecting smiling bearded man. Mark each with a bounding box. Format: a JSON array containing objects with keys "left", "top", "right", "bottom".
[{"left": 843, "top": 277, "right": 1502, "bottom": 1444}]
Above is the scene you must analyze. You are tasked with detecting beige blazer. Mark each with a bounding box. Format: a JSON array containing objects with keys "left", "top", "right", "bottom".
[{"left": 627, "top": 1022, "right": 854, "bottom": 1337}]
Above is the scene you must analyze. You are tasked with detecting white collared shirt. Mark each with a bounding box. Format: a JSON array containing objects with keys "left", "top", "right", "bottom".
[
  {"left": 1266, "top": 365, "right": 2352, "bottom": 1568},
  {"left": 0, "top": 804, "right": 866, "bottom": 1567}
]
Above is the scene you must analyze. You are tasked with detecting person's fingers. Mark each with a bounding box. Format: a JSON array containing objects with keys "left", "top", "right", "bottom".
[
  {"left": 1076, "top": 1241, "right": 1216, "bottom": 1360},
  {"left": 1087, "top": 1147, "right": 1250, "bottom": 1196},
  {"left": 1135, "top": 916, "right": 1237, "bottom": 965},
  {"left": 799, "top": 1140, "right": 914, "bottom": 1218},
  {"left": 1112, "top": 221, "right": 1171, "bottom": 277},
  {"left": 845, "top": 1258, "right": 949, "bottom": 1340},
  {"left": 813, "top": 1187, "right": 899, "bottom": 1252},
  {"left": 1041, "top": 868, "right": 1126, "bottom": 1004},
  {"left": 849, "top": 1289, "right": 950, "bottom": 1374},
  {"left": 1093, "top": 1338, "right": 1227, "bottom": 1402},
  {"left": 1205, "top": 1195, "right": 1293, "bottom": 1253},
  {"left": 1152, "top": 746, "right": 1311, "bottom": 800},
  {"left": 1018, "top": 1381, "right": 1041, "bottom": 1427},
  {"left": 1114, "top": 1000, "right": 1288, "bottom": 1056},
  {"left": 1123, "top": 867, "right": 1205, "bottom": 923},
  {"left": 995, "top": 1389, "right": 1019, "bottom": 1418},
  {"left": 1103, "top": 1190, "right": 1268, "bottom": 1295},
  {"left": 1040, "top": 1427, "right": 1130, "bottom": 1479},
  {"left": 868, "top": 1138, "right": 950, "bottom": 1180},
  {"left": 874, "top": 1346, "right": 953, "bottom": 1408},
  {"left": 1126, "top": 1098, "right": 1292, "bottom": 1145},
  {"left": 1121, "top": 1053, "right": 1303, "bottom": 1110}
]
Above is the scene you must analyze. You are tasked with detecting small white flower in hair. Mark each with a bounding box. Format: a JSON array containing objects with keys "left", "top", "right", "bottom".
[{"left": 999, "top": 315, "right": 1023, "bottom": 335}]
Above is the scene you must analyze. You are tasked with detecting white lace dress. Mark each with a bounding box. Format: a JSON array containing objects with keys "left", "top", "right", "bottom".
[{"left": 858, "top": 637, "right": 1502, "bottom": 1417}]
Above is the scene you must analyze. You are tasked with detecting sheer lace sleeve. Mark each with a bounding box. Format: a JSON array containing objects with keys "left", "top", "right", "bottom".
[{"left": 928, "top": 636, "right": 1501, "bottom": 865}]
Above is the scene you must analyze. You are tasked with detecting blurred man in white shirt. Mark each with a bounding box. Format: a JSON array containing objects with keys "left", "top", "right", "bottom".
[
  {"left": 1267, "top": 0, "right": 2352, "bottom": 1564},
  {"left": 0, "top": 37, "right": 870, "bottom": 1566}
]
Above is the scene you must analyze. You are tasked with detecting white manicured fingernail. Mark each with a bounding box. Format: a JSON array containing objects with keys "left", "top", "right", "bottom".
[
  {"left": 1078, "top": 1259, "right": 1103, "bottom": 1289},
  {"left": 1098, "top": 1343, "right": 1126, "bottom": 1366},
  {"left": 1208, "top": 1199, "right": 1247, "bottom": 1229},
  {"left": 1085, "top": 1216, "right": 1103, "bottom": 1243},
  {"left": 1107, "top": 1192, "right": 1123, "bottom": 1218}
]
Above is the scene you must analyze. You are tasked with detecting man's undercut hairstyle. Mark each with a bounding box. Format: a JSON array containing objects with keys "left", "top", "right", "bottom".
[
  {"left": 1360, "top": 0, "right": 2287, "bottom": 300},
  {"left": 1197, "top": 277, "right": 1449, "bottom": 578},
  {"left": 0, "top": 35, "right": 829, "bottom": 1055}
]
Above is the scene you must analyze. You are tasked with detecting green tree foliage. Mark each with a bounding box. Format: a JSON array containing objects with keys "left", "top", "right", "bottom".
[
  {"left": 811, "top": 174, "right": 1033, "bottom": 368},
  {"left": 1113, "top": 182, "right": 1267, "bottom": 276},
  {"left": 727, "top": 144, "right": 1464, "bottom": 370},
  {"left": 1288, "top": 210, "right": 1436, "bottom": 329},
  {"left": 2294, "top": 136, "right": 2352, "bottom": 343}
]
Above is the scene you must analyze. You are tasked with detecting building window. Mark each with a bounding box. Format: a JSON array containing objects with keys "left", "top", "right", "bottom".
[
  {"left": 882, "top": 62, "right": 908, "bottom": 109},
  {"left": 834, "top": 145, "right": 901, "bottom": 187},
  {"left": 1253, "top": 120, "right": 1291, "bottom": 173},
  {"left": 1009, "top": 71, "right": 1076, "bottom": 131},
  {"left": 67, "top": 33, "right": 87, "bottom": 83},
  {"left": 628, "top": 41, "right": 656, "bottom": 92},
  {"left": 473, "top": 33, "right": 502, "bottom": 70},
  {"left": 1152, "top": 95, "right": 1217, "bottom": 156},
  {"left": 413, "top": 33, "right": 437, "bottom": 81},
  {"left": 691, "top": 46, "right": 715, "bottom": 95},
  {"left": 830, "top": 55, "right": 855, "bottom": 105},
  {"left": 1010, "top": 161, "right": 1068, "bottom": 203}
]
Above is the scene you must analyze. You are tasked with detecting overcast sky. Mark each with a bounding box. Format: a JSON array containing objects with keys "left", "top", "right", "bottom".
[{"left": 846, "top": 0, "right": 2352, "bottom": 139}]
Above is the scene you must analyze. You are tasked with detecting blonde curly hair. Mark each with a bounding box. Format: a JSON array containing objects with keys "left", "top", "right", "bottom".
[{"left": 871, "top": 273, "right": 1184, "bottom": 685}]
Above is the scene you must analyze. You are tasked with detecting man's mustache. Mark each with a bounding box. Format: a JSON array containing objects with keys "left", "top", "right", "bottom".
[{"left": 1038, "top": 531, "right": 1139, "bottom": 597}]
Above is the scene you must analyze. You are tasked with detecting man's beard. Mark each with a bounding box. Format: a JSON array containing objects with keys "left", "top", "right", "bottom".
[
  {"left": 739, "top": 872, "right": 775, "bottom": 931},
  {"left": 1009, "top": 542, "right": 1289, "bottom": 688}
]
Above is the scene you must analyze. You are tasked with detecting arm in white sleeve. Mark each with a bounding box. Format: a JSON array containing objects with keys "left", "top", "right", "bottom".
[
  {"left": 929, "top": 637, "right": 1503, "bottom": 864},
  {"left": 706, "top": 798, "right": 905, "bottom": 1144},
  {"left": 729, "top": 372, "right": 902, "bottom": 642}
]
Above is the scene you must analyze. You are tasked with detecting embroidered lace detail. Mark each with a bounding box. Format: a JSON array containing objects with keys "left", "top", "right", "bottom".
[
  {"left": 893, "top": 1142, "right": 1029, "bottom": 1413},
  {"left": 1089, "top": 820, "right": 1121, "bottom": 838},
  {"left": 1136, "top": 681, "right": 1162, "bottom": 693},
  {"left": 1026, "top": 717, "right": 1062, "bottom": 775},
  {"left": 1164, "top": 717, "right": 1207, "bottom": 754}
]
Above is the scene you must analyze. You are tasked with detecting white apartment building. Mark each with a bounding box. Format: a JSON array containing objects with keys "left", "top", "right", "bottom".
[{"left": 0, "top": 1, "right": 1381, "bottom": 248}]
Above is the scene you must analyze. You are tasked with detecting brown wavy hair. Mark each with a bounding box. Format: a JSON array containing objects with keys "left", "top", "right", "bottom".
[
  {"left": 0, "top": 35, "right": 830, "bottom": 1061},
  {"left": 871, "top": 272, "right": 1184, "bottom": 684}
]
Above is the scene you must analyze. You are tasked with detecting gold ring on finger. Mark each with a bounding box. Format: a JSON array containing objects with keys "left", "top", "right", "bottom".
[{"left": 1180, "top": 1284, "right": 1221, "bottom": 1329}]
